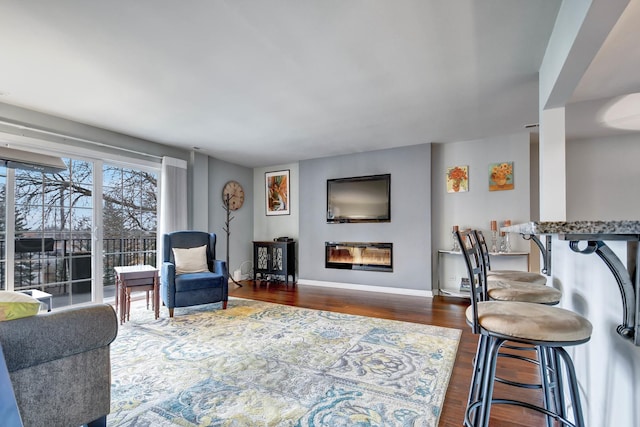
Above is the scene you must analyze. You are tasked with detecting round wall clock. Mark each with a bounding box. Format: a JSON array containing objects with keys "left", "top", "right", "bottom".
[{"left": 222, "top": 180, "right": 245, "bottom": 211}]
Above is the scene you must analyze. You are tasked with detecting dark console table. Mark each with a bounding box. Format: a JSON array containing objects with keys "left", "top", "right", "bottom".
[{"left": 253, "top": 240, "right": 296, "bottom": 285}]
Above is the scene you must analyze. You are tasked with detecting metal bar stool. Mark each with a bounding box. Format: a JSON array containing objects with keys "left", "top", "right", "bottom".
[
  {"left": 476, "top": 230, "right": 548, "bottom": 285},
  {"left": 475, "top": 230, "right": 565, "bottom": 426},
  {"left": 455, "top": 229, "right": 592, "bottom": 427},
  {"left": 477, "top": 230, "right": 561, "bottom": 304}
]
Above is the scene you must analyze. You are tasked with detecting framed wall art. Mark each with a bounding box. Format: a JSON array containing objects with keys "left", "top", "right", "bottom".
[
  {"left": 446, "top": 165, "right": 469, "bottom": 193},
  {"left": 265, "top": 169, "right": 290, "bottom": 215},
  {"left": 489, "top": 161, "right": 514, "bottom": 191}
]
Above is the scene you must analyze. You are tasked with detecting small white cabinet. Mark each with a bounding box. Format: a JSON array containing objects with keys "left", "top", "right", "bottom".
[{"left": 436, "top": 250, "right": 530, "bottom": 297}]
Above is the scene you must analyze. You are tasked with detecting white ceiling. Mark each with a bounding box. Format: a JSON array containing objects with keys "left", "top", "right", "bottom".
[
  {"left": 0, "top": 1, "right": 637, "bottom": 167},
  {"left": 566, "top": 0, "right": 640, "bottom": 140}
]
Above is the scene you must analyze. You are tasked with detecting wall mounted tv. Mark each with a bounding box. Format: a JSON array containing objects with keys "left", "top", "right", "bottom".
[{"left": 327, "top": 174, "right": 391, "bottom": 223}]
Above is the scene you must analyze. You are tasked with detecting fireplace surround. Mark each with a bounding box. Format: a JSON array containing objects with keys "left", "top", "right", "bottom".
[{"left": 325, "top": 242, "right": 393, "bottom": 272}]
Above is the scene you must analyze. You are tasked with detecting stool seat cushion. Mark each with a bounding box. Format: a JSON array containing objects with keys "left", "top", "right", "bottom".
[
  {"left": 487, "top": 270, "right": 547, "bottom": 285},
  {"left": 487, "top": 280, "right": 562, "bottom": 304},
  {"left": 466, "top": 301, "right": 592, "bottom": 343}
]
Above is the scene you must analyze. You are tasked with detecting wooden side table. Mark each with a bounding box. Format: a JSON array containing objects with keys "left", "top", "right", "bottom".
[{"left": 114, "top": 265, "right": 159, "bottom": 324}]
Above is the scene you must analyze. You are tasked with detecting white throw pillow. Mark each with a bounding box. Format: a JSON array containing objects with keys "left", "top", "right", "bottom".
[{"left": 172, "top": 245, "right": 209, "bottom": 275}]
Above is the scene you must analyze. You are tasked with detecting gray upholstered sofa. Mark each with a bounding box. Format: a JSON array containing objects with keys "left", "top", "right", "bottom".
[{"left": 0, "top": 303, "right": 118, "bottom": 427}]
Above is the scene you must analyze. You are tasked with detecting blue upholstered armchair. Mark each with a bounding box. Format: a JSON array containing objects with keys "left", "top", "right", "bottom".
[{"left": 161, "top": 231, "right": 228, "bottom": 317}]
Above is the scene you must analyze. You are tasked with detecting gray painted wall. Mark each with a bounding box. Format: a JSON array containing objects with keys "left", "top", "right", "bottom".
[
  {"left": 299, "top": 144, "right": 431, "bottom": 291},
  {"left": 208, "top": 158, "right": 254, "bottom": 277},
  {"left": 0, "top": 102, "right": 187, "bottom": 162},
  {"left": 190, "top": 151, "right": 210, "bottom": 231},
  {"left": 529, "top": 132, "right": 540, "bottom": 221},
  {"left": 567, "top": 133, "right": 640, "bottom": 220},
  {"left": 253, "top": 163, "right": 300, "bottom": 242},
  {"left": 431, "top": 132, "right": 532, "bottom": 290}
]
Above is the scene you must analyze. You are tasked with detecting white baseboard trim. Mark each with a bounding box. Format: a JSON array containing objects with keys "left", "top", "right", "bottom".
[{"left": 297, "top": 279, "right": 433, "bottom": 298}]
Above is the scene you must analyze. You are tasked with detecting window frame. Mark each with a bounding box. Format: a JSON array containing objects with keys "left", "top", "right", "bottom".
[{"left": 1, "top": 143, "right": 160, "bottom": 305}]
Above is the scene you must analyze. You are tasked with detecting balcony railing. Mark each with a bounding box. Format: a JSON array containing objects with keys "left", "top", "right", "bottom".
[{"left": 1, "top": 237, "right": 156, "bottom": 297}]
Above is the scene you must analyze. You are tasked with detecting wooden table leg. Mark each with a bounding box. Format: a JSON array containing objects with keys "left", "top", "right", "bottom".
[
  {"left": 115, "top": 276, "right": 119, "bottom": 312},
  {"left": 154, "top": 273, "right": 159, "bottom": 320},
  {"left": 119, "top": 277, "right": 126, "bottom": 325},
  {"left": 126, "top": 287, "right": 131, "bottom": 322}
]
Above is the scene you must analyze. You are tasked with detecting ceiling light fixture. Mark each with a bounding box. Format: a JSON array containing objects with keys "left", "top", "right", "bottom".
[{"left": 600, "top": 93, "right": 640, "bottom": 131}]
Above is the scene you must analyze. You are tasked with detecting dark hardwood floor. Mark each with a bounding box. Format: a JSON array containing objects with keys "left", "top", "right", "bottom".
[{"left": 229, "top": 280, "right": 546, "bottom": 426}]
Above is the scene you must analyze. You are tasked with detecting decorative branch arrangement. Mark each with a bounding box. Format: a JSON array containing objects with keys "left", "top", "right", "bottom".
[{"left": 223, "top": 193, "right": 242, "bottom": 287}]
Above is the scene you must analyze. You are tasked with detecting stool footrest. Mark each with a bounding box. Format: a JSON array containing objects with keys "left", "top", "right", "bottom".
[{"left": 466, "top": 398, "right": 577, "bottom": 427}]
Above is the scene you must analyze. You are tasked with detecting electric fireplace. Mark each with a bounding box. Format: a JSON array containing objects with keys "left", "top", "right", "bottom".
[{"left": 325, "top": 242, "right": 393, "bottom": 272}]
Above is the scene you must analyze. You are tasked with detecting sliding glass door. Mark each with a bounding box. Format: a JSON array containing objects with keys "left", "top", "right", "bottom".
[
  {"left": 12, "top": 158, "right": 94, "bottom": 305},
  {"left": 102, "top": 165, "right": 158, "bottom": 301},
  {"left": 1, "top": 153, "right": 158, "bottom": 308}
]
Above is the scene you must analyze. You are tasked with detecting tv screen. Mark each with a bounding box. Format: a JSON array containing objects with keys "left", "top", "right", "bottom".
[{"left": 327, "top": 174, "right": 391, "bottom": 223}]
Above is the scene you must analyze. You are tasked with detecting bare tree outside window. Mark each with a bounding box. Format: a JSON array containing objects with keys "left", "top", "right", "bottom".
[
  {"left": 102, "top": 165, "right": 158, "bottom": 289},
  {"left": 12, "top": 159, "right": 93, "bottom": 296}
]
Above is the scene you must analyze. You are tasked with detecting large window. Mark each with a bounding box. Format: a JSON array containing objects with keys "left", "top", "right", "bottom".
[
  {"left": 1, "top": 153, "right": 158, "bottom": 308},
  {"left": 102, "top": 165, "right": 158, "bottom": 298},
  {"left": 12, "top": 159, "right": 93, "bottom": 305}
]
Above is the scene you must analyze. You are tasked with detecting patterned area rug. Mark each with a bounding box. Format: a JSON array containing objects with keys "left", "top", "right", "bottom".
[{"left": 108, "top": 298, "right": 461, "bottom": 426}]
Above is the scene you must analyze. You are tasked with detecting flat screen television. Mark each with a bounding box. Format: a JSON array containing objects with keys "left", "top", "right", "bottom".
[{"left": 326, "top": 174, "right": 391, "bottom": 223}]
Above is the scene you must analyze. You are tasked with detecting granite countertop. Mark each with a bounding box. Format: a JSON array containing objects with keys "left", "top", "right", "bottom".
[{"left": 501, "top": 220, "right": 640, "bottom": 235}]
